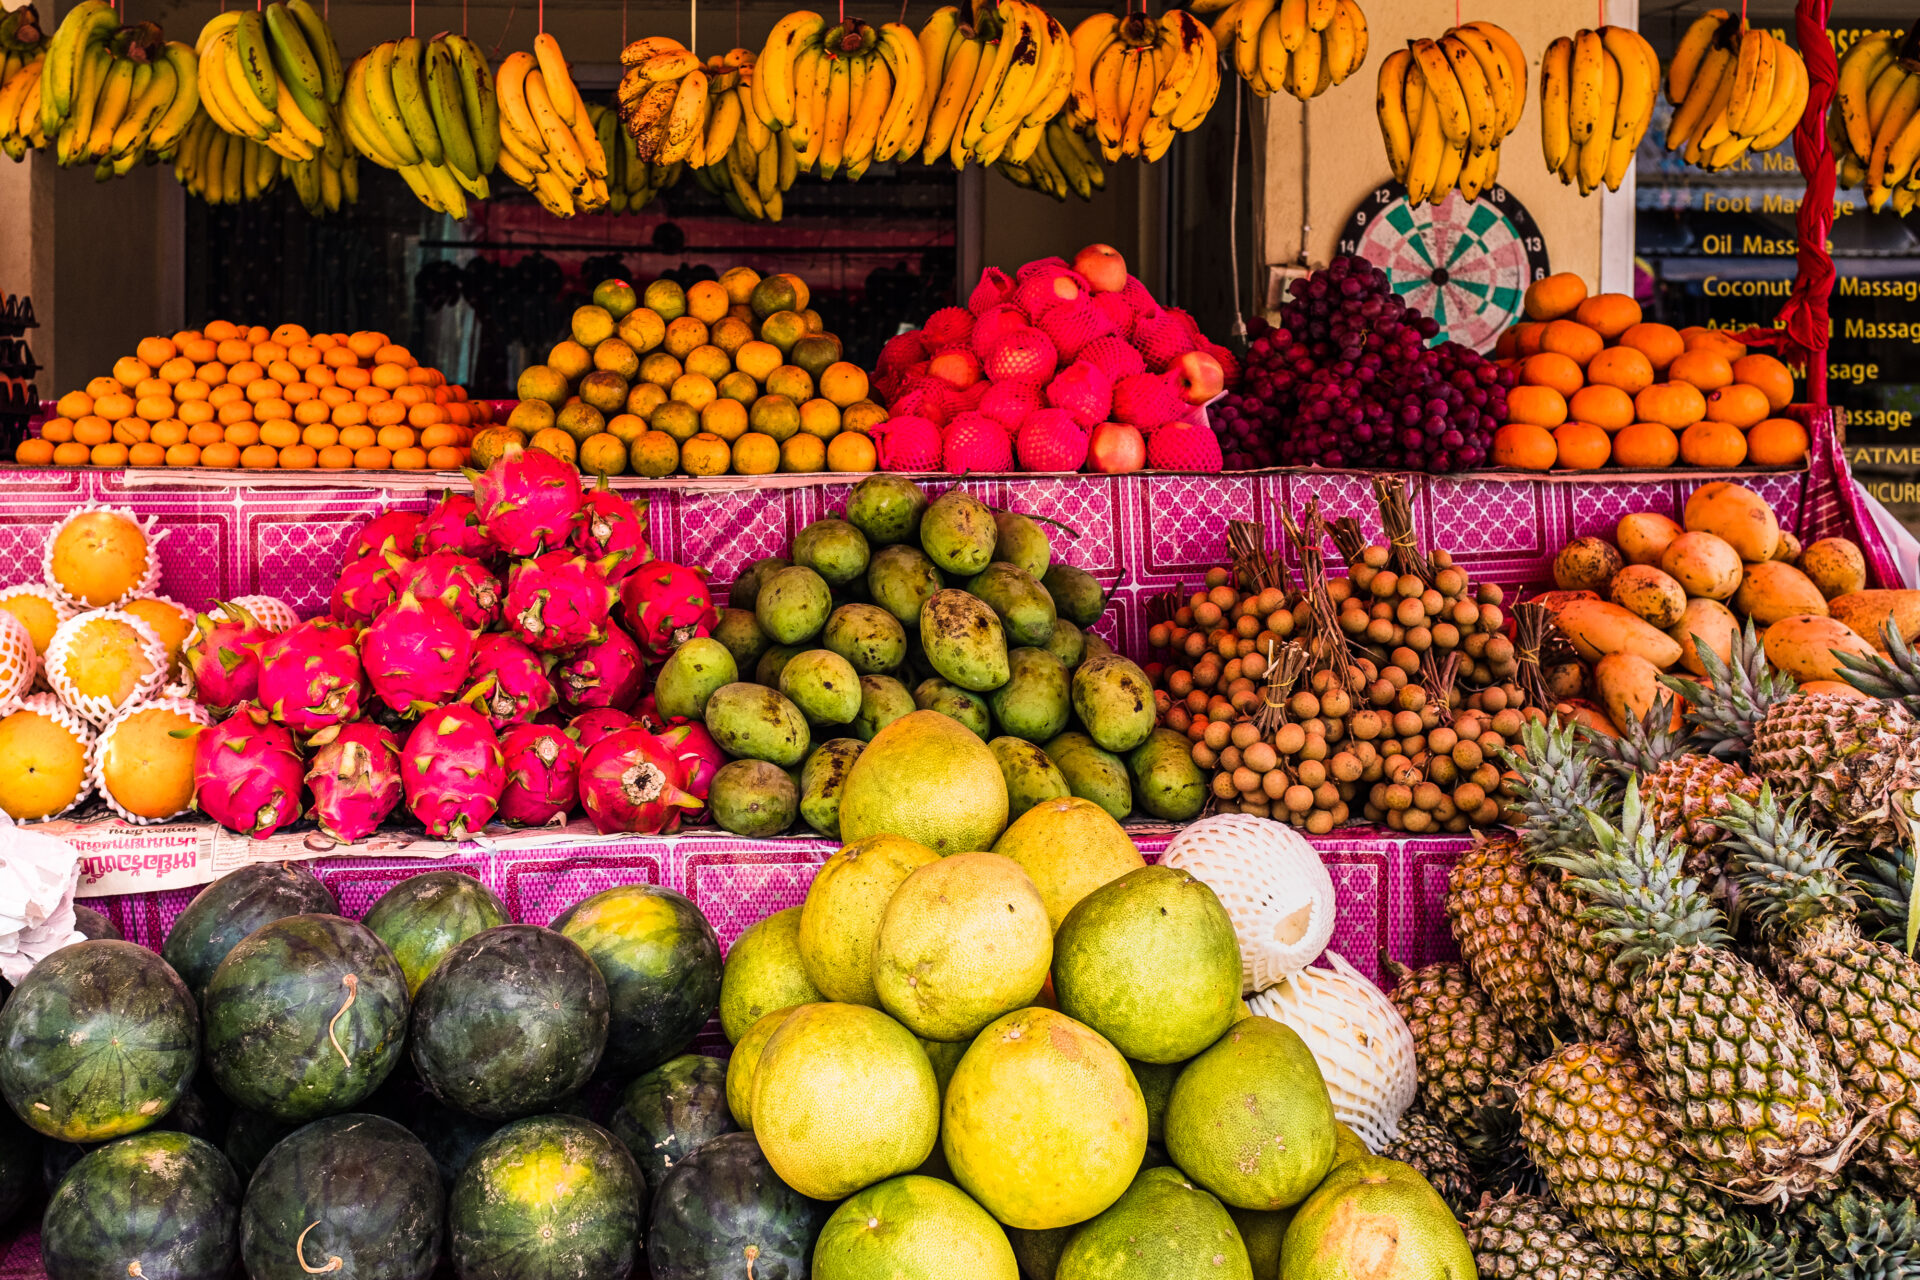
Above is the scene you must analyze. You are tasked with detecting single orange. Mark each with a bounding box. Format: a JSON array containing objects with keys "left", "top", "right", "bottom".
[
  {"left": 135, "top": 336, "right": 177, "bottom": 367},
  {"left": 1494, "top": 326, "right": 1526, "bottom": 359},
  {"left": 346, "top": 331, "right": 388, "bottom": 359},
  {"left": 14, "top": 439, "right": 54, "bottom": 465},
  {"left": 1491, "top": 422, "right": 1559, "bottom": 470},
  {"left": 1669, "top": 349, "right": 1734, "bottom": 393},
  {"left": 200, "top": 442, "right": 241, "bottom": 468},
  {"left": 1540, "top": 320, "right": 1605, "bottom": 367},
  {"left": 90, "top": 442, "right": 130, "bottom": 467},
  {"left": 317, "top": 444, "right": 355, "bottom": 469},
  {"left": 1586, "top": 346, "right": 1655, "bottom": 396},
  {"left": 1520, "top": 352, "right": 1586, "bottom": 398},
  {"left": 1524, "top": 273, "right": 1589, "bottom": 321},
  {"left": 1746, "top": 417, "right": 1809, "bottom": 467},
  {"left": 1705, "top": 383, "right": 1770, "bottom": 429},
  {"left": 127, "top": 442, "right": 166, "bottom": 467},
  {"left": 1679, "top": 419, "right": 1749, "bottom": 467},
  {"left": 1513, "top": 325, "right": 1549, "bottom": 358},
  {"left": 164, "top": 443, "right": 201, "bottom": 467},
  {"left": 277, "top": 444, "right": 318, "bottom": 469},
  {"left": 1611, "top": 421, "right": 1680, "bottom": 468},
  {"left": 51, "top": 441, "right": 91, "bottom": 466},
  {"left": 1569, "top": 384, "right": 1635, "bottom": 431},
  {"left": 1553, "top": 421, "right": 1612, "bottom": 469},
  {"left": 1682, "top": 326, "right": 1747, "bottom": 360},
  {"left": 1506, "top": 385, "right": 1570, "bottom": 427},
  {"left": 187, "top": 421, "right": 225, "bottom": 447},
  {"left": 1618, "top": 322, "right": 1686, "bottom": 374},
  {"left": 1635, "top": 382, "right": 1708, "bottom": 429},
  {"left": 239, "top": 444, "right": 280, "bottom": 469},
  {"left": 1731, "top": 353, "right": 1795, "bottom": 411}
]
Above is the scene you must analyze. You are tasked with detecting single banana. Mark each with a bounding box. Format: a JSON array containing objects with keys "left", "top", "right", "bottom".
[
  {"left": 1323, "top": 3, "right": 1355, "bottom": 86},
  {"left": 758, "top": 10, "right": 825, "bottom": 128},
  {"left": 1725, "top": 25, "right": 1773, "bottom": 139},
  {"left": 662, "top": 66, "right": 708, "bottom": 165},
  {"left": 1276, "top": 0, "right": 1306, "bottom": 54},
  {"left": 922, "top": 29, "right": 981, "bottom": 163},
  {"left": 1666, "top": 42, "right": 1729, "bottom": 151},
  {"left": 1567, "top": 29, "right": 1604, "bottom": 145},
  {"left": 1666, "top": 8, "right": 1729, "bottom": 106},
  {"left": 531, "top": 32, "right": 575, "bottom": 125},
  {"left": 1601, "top": 26, "right": 1656, "bottom": 189},
  {"left": 1439, "top": 34, "right": 1495, "bottom": 152},
  {"left": 229, "top": 11, "right": 278, "bottom": 112},
  {"left": 389, "top": 37, "right": 442, "bottom": 165},
  {"left": 1577, "top": 43, "right": 1618, "bottom": 192},
  {"left": 1376, "top": 46, "right": 1413, "bottom": 182},
  {"left": 263, "top": 4, "right": 323, "bottom": 104},
  {"left": 1749, "top": 43, "right": 1808, "bottom": 152},
  {"left": 447, "top": 35, "right": 497, "bottom": 174},
  {"left": 525, "top": 67, "right": 585, "bottom": 180},
  {"left": 86, "top": 55, "right": 133, "bottom": 159},
  {"left": 1686, "top": 50, "right": 1740, "bottom": 164},
  {"left": 1404, "top": 65, "right": 1444, "bottom": 203},
  {"left": 1407, "top": 38, "right": 1469, "bottom": 149},
  {"left": 285, "top": 0, "right": 342, "bottom": 102},
  {"left": 425, "top": 38, "right": 478, "bottom": 181}
]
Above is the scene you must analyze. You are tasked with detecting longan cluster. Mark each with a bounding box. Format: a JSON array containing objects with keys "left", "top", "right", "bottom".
[
  {"left": 1146, "top": 567, "right": 1300, "bottom": 701},
  {"left": 1359, "top": 687, "right": 1543, "bottom": 833},
  {"left": 1334, "top": 545, "right": 1515, "bottom": 686}
]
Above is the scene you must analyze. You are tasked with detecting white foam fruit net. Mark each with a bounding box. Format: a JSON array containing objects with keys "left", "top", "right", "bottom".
[
  {"left": 1160, "top": 812, "right": 1337, "bottom": 993},
  {"left": 91, "top": 696, "right": 214, "bottom": 825},
  {"left": 229, "top": 595, "right": 300, "bottom": 632},
  {"left": 1248, "top": 951, "right": 1417, "bottom": 1151},
  {"left": 44, "top": 610, "right": 169, "bottom": 727},
  {"left": 0, "top": 611, "right": 35, "bottom": 713}
]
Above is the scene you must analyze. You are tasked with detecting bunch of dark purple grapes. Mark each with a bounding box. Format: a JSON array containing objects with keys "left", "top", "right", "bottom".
[{"left": 1210, "top": 256, "right": 1514, "bottom": 472}]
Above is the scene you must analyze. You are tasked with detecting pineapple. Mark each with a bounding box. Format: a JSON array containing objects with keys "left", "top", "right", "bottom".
[
  {"left": 1379, "top": 1109, "right": 1477, "bottom": 1218},
  {"left": 1793, "top": 1186, "right": 1920, "bottom": 1279},
  {"left": 1688, "top": 1215, "right": 1810, "bottom": 1280},
  {"left": 1515, "top": 1040, "right": 1726, "bottom": 1276},
  {"left": 1559, "top": 780, "right": 1856, "bottom": 1204},
  {"left": 1581, "top": 696, "right": 1761, "bottom": 882},
  {"left": 1721, "top": 787, "right": 1920, "bottom": 1197},
  {"left": 1464, "top": 1192, "right": 1635, "bottom": 1280},
  {"left": 1849, "top": 840, "right": 1917, "bottom": 945},
  {"left": 1384, "top": 960, "right": 1527, "bottom": 1149},
  {"left": 1445, "top": 832, "right": 1558, "bottom": 1045}
]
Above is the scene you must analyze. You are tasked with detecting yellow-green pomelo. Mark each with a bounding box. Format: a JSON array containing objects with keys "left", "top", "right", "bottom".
[
  {"left": 1164, "top": 1016, "right": 1336, "bottom": 1211},
  {"left": 1332, "top": 1121, "right": 1371, "bottom": 1168},
  {"left": 1128, "top": 1059, "right": 1183, "bottom": 1144},
  {"left": 875, "top": 852, "right": 1053, "bottom": 1042},
  {"left": 1279, "top": 1155, "right": 1475, "bottom": 1280},
  {"left": 814, "top": 1175, "right": 1018, "bottom": 1280},
  {"left": 1051, "top": 865, "right": 1241, "bottom": 1064},
  {"left": 751, "top": 1002, "right": 939, "bottom": 1199},
  {"left": 838, "top": 710, "right": 1010, "bottom": 853},
  {"left": 1229, "top": 1206, "right": 1292, "bottom": 1279},
  {"left": 941, "top": 1007, "right": 1146, "bottom": 1230},
  {"left": 720, "top": 906, "right": 824, "bottom": 1042},
  {"left": 1056, "top": 1166, "right": 1252, "bottom": 1280},
  {"left": 919, "top": 1037, "right": 967, "bottom": 1107},
  {"left": 798, "top": 834, "right": 940, "bottom": 1007},
  {"left": 726, "top": 1004, "right": 802, "bottom": 1130},
  {"left": 991, "top": 796, "right": 1145, "bottom": 932}
]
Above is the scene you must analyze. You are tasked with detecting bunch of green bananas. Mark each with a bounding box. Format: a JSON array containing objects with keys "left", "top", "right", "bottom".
[
  {"left": 1663, "top": 10, "right": 1807, "bottom": 174},
  {"left": 0, "top": 57, "right": 47, "bottom": 159},
  {"left": 286, "top": 125, "right": 359, "bottom": 214},
  {"left": 342, "top": 33, "right": 495, "bottom": 218},
  {"left": 588, "top": 100, "right": 679, "bottom": 213},
  {"left": 195, "top": 2, "right": 342, "bottom": 164},
  {"left": 494, "top": 33, "right": 608, "bottom": 216},
  {"left": 174, "top": 108, "right": 282, "bottom": 203},
  {"left": 690, "top": 67, "right": 799, "bottom": 219},
  {"left": 1830, "top": 30, "right": 1920, "bottom": 214},
  {"left": 995, "top": 115, "right": 1104, "bottom": 200},
  {"left": 34, "top": 4, "right": 199, "bottom": 174}
]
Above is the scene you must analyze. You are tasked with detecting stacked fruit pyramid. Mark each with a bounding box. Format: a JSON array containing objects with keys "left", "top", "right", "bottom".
[
  {"left": 873, "top": 243, "right": 1234, "bottom": 474},
  {"left": 500, "top": 268, "right": 887, "bottom": 479},
  {"left": 1492, "top": 272, "right": 1810, "bottom": 472},
  {"left": 17, "top": 323, "right": 491, "bottom": 471}
]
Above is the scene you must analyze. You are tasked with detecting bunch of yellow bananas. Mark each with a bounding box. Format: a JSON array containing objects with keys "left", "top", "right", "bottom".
[
  {"left": 919, "top": 1, "right": 1069, "bottom": 169},
  {"left": 173, "top": 109, "right": 282, "bottom": 203},
  {"left": 996, "top": 115, "right": 1104, "bottom": 199},
  {"left": 493, "top": 33, "right": 608, "bottom": 216},
  {"left": 589, "top": 100, "right": 680, "bottom": 214},
  {"left": 618, "top": 38, "right": 732, "bottom": 168},
  {"left": 688, "top": 65, "right": 798, "bottom": 217},
  {"left": 343, "top": 33, "right": 496, "bottom": 218},
  {"left": 31, "top": 4, "right": 199, "bottom": 174},
  {"left": 1664, "top": 10, "right": 1806, "bottom": 173},
  {"left": 195, "top": 2, "right": 342, "bottom": 164},
  {"left": 1068, "top": 10, "right": 1217, "bottom": 162},
  {"left": 1830, "top": 31, "right": 1920, "bottom": 213},
  {"left": 1201, "top": 0, "right": 1366, "bottom": 101},
  {"left": 0, "top": 57, "right": 49, "bottom": 159},
  {"left": 1376, "top": 23, "right": 1525, "bottom": 205},
  {"left": 286, "top": 124, "right": 358, "bottom": 214},
  {"left": 1539, "top": 27, "right": 1658, "bottom": 194},
  {"left": 0, "top": 9, "right": 43, "bottom": 93},
  {"left": 753, "top": 13, "right": 929, "bottom": 176}
]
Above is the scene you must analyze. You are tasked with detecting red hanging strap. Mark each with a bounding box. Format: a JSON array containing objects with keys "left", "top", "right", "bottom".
[{"left": 1771, "top": 0, "right": 1835, "bottom": 403}]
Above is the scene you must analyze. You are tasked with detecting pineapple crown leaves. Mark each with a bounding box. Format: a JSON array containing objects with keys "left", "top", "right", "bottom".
[
  {"left": 1809, "top": 1191, "right": 1920, "bottom": 1280},
  {"left": 1835, "top": 616, "right": 1920, "bottom": 710},
  {"left": 1689, "top": 1214, "right": 1819, "bottom": 1280},
  {"left": 1500, "top": 716, "right": 1620, "bottom": 861},
  {"left": 1660, "top": 620, "right": 1795, "bottom": 761},
  {"left": 1717, "top": 785, "right": 1861, "bottom": 936},
  {"left": 1578, "top": 691, "right": 1687, "bottom": 784}
]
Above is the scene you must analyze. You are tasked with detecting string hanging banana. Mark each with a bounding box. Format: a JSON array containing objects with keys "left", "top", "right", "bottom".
[
  {"left": 1376, "top": 21, "right": 1525, "bottom": 205},
  {"left": 194, "top": 1, "right": 343, "bottom": 165},
  {"left": 1538, "top": 24, "right": 1657, "bottom": 194},
  {"left": 1201, "top": 0, "right": 1367, "bottom": 102},
  {"left": 749, "top": 12, "right": 929, "bottom": 177},
  {"left": 173, "top": 108, "right": 283, "bottom": 203},
  {"left": 1663, "top": 9, "right": 1808, "bottom": 175},
  {"left": 1829, "top": 28, "right": 1920, "bottom": 214},
  {"left": 1067, "top": 8, "right": 1218, "bottom": 163}
]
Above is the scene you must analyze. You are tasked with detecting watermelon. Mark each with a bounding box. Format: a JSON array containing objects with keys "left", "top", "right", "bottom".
[
  {"left": 403, "top": 1094, "right": 504, "bottom": 1188},
  {"left": 44, "top": 1089, "right": 221, "bottom": 1192},
  {"left": 609, "top": 1053, "right": 737, "bottom": 1194},
  {"left": 411, "top": 925, "right": 609, "bottom": 1119},
  {"left": 361, "top": 870, "right": 510, "bottom": 996},
  {"left": 552, "top": 885, "right": 723, "bottom": 1075},
  {"left": 72, "top": 905, "right": 121, "bottom": 941},
  {"left": 203, "top": 914, "right": 410, "bottom": 1124},
  {"left": 41, "top": 1130, "right": 240, "bottom": 1280},
  {"left": 646, "top": 1131, "right": 830, "bottom": 1280},
  {"left": 224, "top": 1109, "right": 297, "bottom": 1184},
  {"left": 0, "top": 940, "right": 198, "bottom": 1142},
  {"left": 450, "top": 1114, "right": 645, "bottom": 1280},
  {"left": 241, "top": 1113, "right": 444, "bottom": 1280},
  {"left": 0, "top": 1108, "right": 33, "bottom": 1225},
  {"left": 162, "top": 862, "right": 339, "bottom": 999}
]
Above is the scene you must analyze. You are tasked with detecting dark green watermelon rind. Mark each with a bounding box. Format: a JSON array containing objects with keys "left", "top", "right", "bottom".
[
  {"left": 202, "top": 915, "right": 410, "bottom": 1125},
  {"left": 240, "top": 1113, "right": 444, "bottom": 1280},
  {"left": 40, "top": 1131, "right": 240, "bottom": 1280},
  {"left": 608, "top": 1055, "right": 737, "bottom": 1194},
  {"left": 646, "top": 1132, "right": 828, "bottom": 1280},
  {"left": 0, "top": 941, "right": 199, "bottom": 1143},
  {"left": 410, "top": 926, "right": 610, "bottom": 1121},
  {"left": 553, "top": 888, "right": 724, "bottom": 1076},
  {"left": 162, "top": 864, "right": 340, "bottom": 999},
  {"left": 224, "top": 1109, "right": 297, "bottom": 1184},
  {"left": 449, "top": 1115, "right": 644, "bottom": 1280},
  {"left": 361, "top": 871, "right": 510, "bottom": 996}
]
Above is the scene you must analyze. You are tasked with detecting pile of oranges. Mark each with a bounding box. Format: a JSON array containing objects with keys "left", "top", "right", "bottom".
[
  {"left": 1489, "top": 273, "right": 1809, "bottom": 473},
  {"left": 16, "top": 324, "right": 492, "bottom": 472}
]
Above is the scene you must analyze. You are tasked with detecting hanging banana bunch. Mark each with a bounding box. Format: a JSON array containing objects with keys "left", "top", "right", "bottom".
[
  {"left": 915, "top": 0, "right": 1071, "bottom": 169},
  {"left": 285, "top": 114, "right": 358, "bottom": 214},
  {"left": 1538, "top": 26, "right": 1658, "bottom": 194},
  {"left": 686, "top": 59, "right": 799, "bottom": 217},
  {"left": 1376, "top": 22, "right": 1525, "bottom": 205},
  {"left": 996, "top": 114, "right": 1104, "bottom": 199},
  {"left": 1664, "top": 9, "right": 1808, "bottom": 174},
  {"left": 1202, "top": 0, "right": 1367, "bottom": 101},
  {"left": 492, "top": 34, "right": 607, "bottom": 216},
  {"left": 0, "top": 6, "right": 46, "bottom": 153},
  {"left": 589, "top": 99, "right": 680, "bottom": 213},
  {"left": 29, "top": 3, "right": 199, "bottom": 173},
  {"left": 342, "top": 32, "right": 499, "bottom": 218},
  {"left": 195, "top": 1, "right": 344, "bottom": 165},
  {"left": 1829, "top": 30, "right": 1920, "bottom": 214},
  {"left": 1065, "top": 9, "right": 1217, "bottom": 163},
  {"left": 749, "top": 13, "right": 929, "bottom": 176},
  {"left": 174, "top": 108, "right": 283, "bottom": 202},
  {"left": 618, "top": 36, "right": 720, "bottom": 168},
  {"left": 0, "top": 56, "right": 48, "bottom": 159}
]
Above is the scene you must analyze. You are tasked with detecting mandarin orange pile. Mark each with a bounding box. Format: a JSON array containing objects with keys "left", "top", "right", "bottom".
[
  {"left": 16, "top": 323, "right": 493, "bottom": 472},
  {"left": 1488, "top": 272, "right": 1809, "bottom": 473}
]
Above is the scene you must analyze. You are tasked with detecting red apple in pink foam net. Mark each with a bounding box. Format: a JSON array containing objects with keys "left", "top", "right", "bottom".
[
  {"left": 1087, "top": 422, "right": 1146, "bottom": 474},
  {"left": 1073, "top": 244, "right": 1128, "bottom": 293},
  {"left": 1170, "top": 349, "right": 1226, "bottom": 406}
]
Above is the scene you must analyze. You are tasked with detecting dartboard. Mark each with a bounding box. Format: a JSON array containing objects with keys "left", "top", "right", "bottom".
[{"left": 1336, "top": 184, "right": 1551, "bottom": 353}]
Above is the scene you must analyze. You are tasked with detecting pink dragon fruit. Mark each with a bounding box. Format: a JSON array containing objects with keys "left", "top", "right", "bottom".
[
  {"left": 406, "top": 553, "right": 502, "bottom": 631},
  {"left": 465, "top": 633, "right": 557, "bottom": 729},
  {"left": 569, "top": 484, "right": 650, "bottom": 581},
  {"left": 1111, "top": 371, "right": 1188, "bottom": 428},
  {"left": 983, "top": 330, "right": 1059, "bottom": 386},
  {"left": 657, "top": 722, "right": 724, "bottom": 824},
  {"left": 504, "top": 552, "right": 621, "bottom": 654},
  {"left": 330, "top": 552, "right": 407, "bottom": 625},
  {"left": 468, "top": 443, "right": 585, "bottom": 557},
  {"left": 979, "top": 381, "right": 1044, "bottom": 429},
  {"left": 362, "top": 591, "right": 475, "bottom": 715},
  {"left": 401, "top": 693, "right": 505, "bottom": 839},
  {"left": 192, "top": 704, "right": 305, "bottom": 838},
  {"left": 1046, "top": 360, "right": 1114, "bottom": 427},
  {"left": 255, "top": 619, "right": 364, "bottom": 736},
  {"left": 497, "top": 723, "right": 582, "bottom": 827},
  {"left": 569, "top": 707, "right": 636, "bottom": 751},
  {"left": 577, "top": 727, "right": 702, "bottom": 835},
  {"left": 345, "top": 511, "right": 422, "bottom": 566},
  {"left": 304, "top": 721, "right": 402, "bottom": 842},
  {"left": 872, "top": 415, "right": 943, "bottom": 470},
  {"left": 553, "top": 626, "right": 648, "bottom": 714},
  {"left": 183, "top": 601, "right": 270, "bottom": 713},
  {"left": 619, "top": 561, "right": 719, "bottom": 659},
  {"left": 968, "top": 266, "right": 1014, "bottom": 314},
  {"left": 413, "top": 491, "right": 497, "bottom": 563}
]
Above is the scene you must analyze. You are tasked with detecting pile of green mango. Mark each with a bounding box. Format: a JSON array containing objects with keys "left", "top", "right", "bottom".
[{"left": 651, "top": 474, "right": 1207, "bottom": 838}]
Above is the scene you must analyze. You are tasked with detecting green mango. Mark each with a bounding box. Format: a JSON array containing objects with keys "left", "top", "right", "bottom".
[
  {"left": 823, "top": 603, "right": 907, "bottom": 675},
  {"left": 1043, "top": 564, "right": 1107, "bottom": 627},
  {"left": 704, "top": 683, "right": 811, "bottom": 767},
  {"left": 1127, "top": 729, "right": 1207, "bottom": 821},
  {"left": 920, "top": 490, "right": 998, "bottom": 575},
  {"left": 792, "top": 518, "right": 871, "bottom": 587},
  {"left": 966, "top": 562, "right": 1058, "bottom": 647},
  {"left": 778, "top": 649, "right": 862, "bottom": 725},
  {"left": 653, "top": 637, "right": 739, "bottom": 721},
  {"left": 1071, "top": 655, "right": 1157, "bottom": 753},
  {"left": 1044, "top": 618, "right": 1086, "bottom": 670},
  {"left": 845, "top": 474, "right": 929, "bottom": 545},
  {"left": 1045, "top": 731, "right": 1132, "bottom": 822},
  {"left": 728, "top": 556, "right": 789, "bottom": 611},
  {"left": 919, "top": 589, "right": 1010, "bottom": 692},
  {"left": 991, "top": 510, "right": 1052, "bottom": 580},
  {"left": 754, "top": 644, "right": 803, "bottom": 688},
  {"left": 708, "top": 759, "right": 798, "bottom": 837},
  {"left": 710, "top": 607, "right": 770, "bottom": 673},
  {"left": 798, "top": 738, "right": 865, "bottom": 837},
  {"left": 988, "top": 737, "right": 1071, "bottom": 819},
  {"left": 988, "top": 647, "right": 1071, "bottom": 743},
  {"left": 914, "top": 678, "right": 992, "bottom": 740},
  {"left": 854, "top": 675, "right": 917, "bottom": 741},
  {"left": 867, "top": 544, "right": 944, "bottom": 629},
  {"left": 755, "top": 565, "right": 832, "bottom": 645}
]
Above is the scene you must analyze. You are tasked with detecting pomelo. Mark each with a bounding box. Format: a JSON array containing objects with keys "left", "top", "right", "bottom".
[
  {"left": 798, "top": 833, "right": 940, "bottom": 1007},
  {"left": 875, "top": 852, "right": 1052, "bottom": 1042},
  {"left": 750, "top": 1003, "right": 938, "bottom": 1199},
  {"left": 919, "top": 1038, "right": 968, "bottom": 1108},
  {"left": 1128, "top": 1059, "right": 1183, "bottom": 1143},
  {"left": 1332, "top": 1121, "right": 1372, "bottom": 1168},
  {"left": 1229, "top": 1206, "right": 1292, "bottom": 1279},
  {"left": 837, "top": 710, "right": 1009, "bottom": 853},
  {"left": 1056, "top": 1166, "right": 1252, "bottom": 1280},
  {"left": 941, "top": 1007, "right": 1146, "bottom": 1230},
  {"left": 1279, "top": 1155, "right": 1476, "bottom": 1280},
  {"left": 1051, "top": 865, "right": 1241, "bottom": 1064},
  {"left": 991, "top": 796, "right": 1145, "bottom": 931},
  {"left": 813, "top": 1175, "right": 1017, "bottom": 1280},
  {"left": 726, "top": 1005, "right": 802, "bottom": 1131},
  {"left": 720, "top": 906, "right": 824, "bottom": 1042},
  {"left": 1164, "top": 1016, "right": 1336, "bottom": 1211}
]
